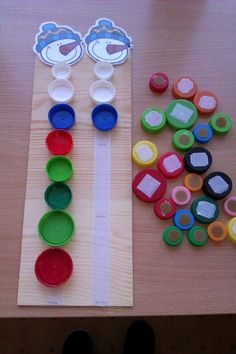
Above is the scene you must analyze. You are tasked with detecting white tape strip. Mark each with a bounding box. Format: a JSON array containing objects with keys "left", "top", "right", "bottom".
[{"left": 92, "top": 131, "right": 111, "bottom": 306}]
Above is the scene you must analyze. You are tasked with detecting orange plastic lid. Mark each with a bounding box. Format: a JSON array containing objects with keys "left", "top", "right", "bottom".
[
  {"left": 193, "top": 90, "right": 218, "bottom": 114},
  {"left": 184, "top": 173, "right": 203, "bottom": 192},
  {"left": 207, "top": 221, "right": 227, "bottom": 242},
  {"left": 172, "top": 77, "right": 197, "bottom": 99}
]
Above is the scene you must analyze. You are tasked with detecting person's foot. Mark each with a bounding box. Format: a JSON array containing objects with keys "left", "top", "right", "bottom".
[
  {"left": 62, "top": 330, "right": 92, "bottom": 354},
  {"left": 123, "top": 320, "right": 155, "bottom": 354}
]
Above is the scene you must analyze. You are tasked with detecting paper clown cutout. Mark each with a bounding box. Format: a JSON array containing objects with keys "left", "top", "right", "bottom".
[
  {"left": 84, "top": 18, "right": 133, "bottom": 65},
  {"left": 33, "top": 22, "right": 84, "bottom": 66}
]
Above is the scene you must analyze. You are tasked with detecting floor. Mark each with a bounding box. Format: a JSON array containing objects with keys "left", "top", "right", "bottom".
[{"left": 1, "top": 315, "right": 236, "bottom": 354}]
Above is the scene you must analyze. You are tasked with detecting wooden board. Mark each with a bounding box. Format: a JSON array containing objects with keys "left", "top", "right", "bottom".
[{"left": 17, "top": 55, "right": 133, "bottom": 306}]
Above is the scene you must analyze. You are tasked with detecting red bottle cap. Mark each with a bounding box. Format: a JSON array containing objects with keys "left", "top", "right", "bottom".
[
  {"left": 157, "top": 152, "right": 184, "bottom": 178},
  {"left": 149, "top": 72, "right": 169, "bottom": 93},
  {"left": 132, "top": 168, "right": 167, "bottom": 202},
  {"left": 154, "top": 198, "right": 176, "bottom": 219},
  {"left": 35, "top": 248, "right": 73, "bottom": 287},
  {"left": 46, "top": 129, "right": 73, "bottom": 155}
]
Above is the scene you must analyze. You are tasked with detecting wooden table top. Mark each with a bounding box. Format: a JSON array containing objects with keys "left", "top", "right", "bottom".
[{"left": 1, "top": 0, "right": 236, "bottom": 317}]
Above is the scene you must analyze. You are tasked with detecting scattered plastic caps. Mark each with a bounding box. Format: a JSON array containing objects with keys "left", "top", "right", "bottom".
[
  {"left": 132, "top": 140, "right": 158, "bottom": 167},
  {"left": 165, "top": 99, "right": 198, "bottom": 130},
  {"left": 172, "top": 76, "right": 197, "bottom": 99},
  {"left": 193, "top": 90, "right": 218, "bottom": 115},
  {"left": 149, "top": 72, "right": 169, "bottom": 93}
]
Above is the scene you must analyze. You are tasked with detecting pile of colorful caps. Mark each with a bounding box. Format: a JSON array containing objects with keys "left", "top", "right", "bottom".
[
  {"left": 133, "top": 72, "right": 235, "bottom": 247},
  {"left": 35, "top": 62, "right": 76, "bottom": 287}
]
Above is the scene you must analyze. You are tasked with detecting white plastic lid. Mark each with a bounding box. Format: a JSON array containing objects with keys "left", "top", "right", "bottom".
[
  {"left": 52, "top": 62, "right": 72, "bottom": 80},
  {"left": 48, "top": 79, "right": 74, "bottom": 103},
  {"left": 94, "top": 61, "right": 113, "bottom": 80},
  {"left": 90, "top": 80, "right": 116, "bottom": 104}
]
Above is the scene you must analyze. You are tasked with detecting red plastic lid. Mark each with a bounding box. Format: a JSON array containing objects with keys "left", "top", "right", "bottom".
[
  {"left": 46, "top": 129, "right": 73, "bottom": 155},
  {"left": 157, "top": 151, "right": 184, "bottom": 178},
  {"left": 35, "top": 248, "right": 73, "bottom": 287},
  {"left": 149, "top": 72, "right": 169, "bottom": 93},
  {"left": 132, "top": 168, "right": 167, "bottom": 202},
  {"left": 154, "top": 198, "right": 176, "bottom": 219}
]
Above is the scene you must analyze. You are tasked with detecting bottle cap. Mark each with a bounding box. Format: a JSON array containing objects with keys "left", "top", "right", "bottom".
[
  {"left": 202, "top": 171, "right": 232, "bottom": 200},
  {"left": 46, "top": 129, "right": 73, "bottom": 155},
  {"left": 154, "top": 198, "right": 176, "bottom": 220},
  {"left": 171, "top": 186, "right": 191, "bottom": 206},
  {"left": 193, "top": 90, "right": 218, "bottom": 115},
  {"left": 228, "top": 217, "right": 236, "bottom": 244},
  {"left": 210, "top": 112, "right": 232, "bottom": 135},
  {"left": 48, "top": 79, "right": 74, "bottom": 103},
  {"left": 44, "top": 182, "right": 72, "bottom": 210},
  {"left": 132, "top": 168, "right": 167, "bottom": 202},
  {"left": 184, "top": 173, "right": 203, "bottom": 192},
  {"left": 187, "top": 226, "right": 208, "bottom": 246},
  {"left": 52, "top": 62, "right": 72, "bottom": 80},
  {"left": 91, "top": 104, "right": 118, "bottom": 131},
  {"left": 172, "top": 129, "right": 194, "bottom": 151},
  {"left": 48, "top": 104, "right": 76, "bottom": 130},
  {"left": 193, "top": 123, "right": 213, "bottom": 144},
  {"left": 207, "top": 221, "right": 227, "bottom": 242},
  {"left": 46, "top": 156, "right": 73, "bottom": 182},
  {"left": 157, "top": 151, "right": 184, "bottom": 178},
  {"left": 162, "top": 226, "right": 184, "bottom": 246},
  {"left": 141, "top": 107, "right": 166, "bottom": 133},
  {"left": 165, "top": 99, "right": 198, "bottom": 130},
  {"left": 172, "top": 76, "right": 198, "bottom": 99},
  {"left": 38, "top": 210, "right": 75, "bottom": 246},
  {"left": 35, "top": 248, "right": 73, "bottom": 287},
  {"left": 184, "top": 147, "right": 212, "bottom": 174},
  {"left": 90, "top": 80, "right": 116, "bottom": 104},
  {"left": 132, "top": 140, "right": 158, "bottom": 167},
  {"left": 149, "top": 72, "right": 169, "bottom": 93},
  {"left": 94, "top": 61, "right": 113, "bottom": 80},
  {"left": 173, "top": 209, "right": 195, "bottom": 230},
  {"left": 223, "top": 196, "right": 236, "bottom": 217},
  {"left": 191, "top": 196, "right": 219, "bottom": 224}
]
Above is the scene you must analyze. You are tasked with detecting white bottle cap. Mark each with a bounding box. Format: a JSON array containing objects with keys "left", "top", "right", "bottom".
[
  {"left": 90, "top": 80, "right": 116, "bottom": 104},
  {"left": 94, "top": 61, "right": 113, "bottom": 80},
  {"left": 52, "top": 62, "right": 72, "bottom": 80},
  {"left": 48, "top": 79, "right": 74, "bottom": 104}
]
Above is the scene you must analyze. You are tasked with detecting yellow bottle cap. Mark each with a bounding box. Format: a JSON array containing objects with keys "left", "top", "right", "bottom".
[
  {"left": 228, "top": 217, "right": 236, "bottom": 244},
  {"left": 132, "top": 140, "right": 158, "bottom": 167}
]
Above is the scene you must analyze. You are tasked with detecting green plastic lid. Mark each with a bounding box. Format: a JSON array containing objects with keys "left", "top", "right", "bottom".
[
  {"left": 191, "top": 196, "right": 219, "bottom": 224},
  {"left": 172, "top": 129, "right": 195, "bottom": 151},
  {"left": 166, "top": 99, "right": 198, "bottom": 130},
  {"left": 46, "top": 156, "right": 73, "bottom": 182},
  {"left": 210, "top": 112, "right": 232, "bottom": 135},
  {"left": 162, "top": 225, "right": 184, "bottom": 246},
  {"left": 38, "top": 210, "right": 75, "bottom": 246},
  {"left": 141, "top": 107, "right": 166, "bottom": 133},
  {"left": 187, "top": 226, "right": 208, "bottom": 246},
  {"left": 44, "top": 182, "right": 72, "bottom": 210}
]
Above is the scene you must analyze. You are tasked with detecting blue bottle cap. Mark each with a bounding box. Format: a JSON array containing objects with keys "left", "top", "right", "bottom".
[
  {"left": 91, "top": 104, "right": 118, "bottom": 131},
  {"left": 193, "top": 123, "right": 213, "bottom": 144},
  {"left": 173, "top": 209, "right": 195, "bottom": 230},
  {"left": 48, "top": 104, "right": 76, "bottom": 130}
]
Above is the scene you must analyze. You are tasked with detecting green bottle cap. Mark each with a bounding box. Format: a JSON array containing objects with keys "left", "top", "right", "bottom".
[
  {"left": 44, "top": 182, "right": 72, "bottom": 210},
  {"left": 38, "top": 210, "right": 75, "bottom": 246},
  {"left": 210, "top": 112, "right": 232, "bottom": 135},
  {"left": 141, "top": 107, "right": 166, "bottom": 133},
  {"left": 46, "top": 156, "right": 73, "bottom": 182},
  {"left": 191, "top": 196, "right": 219, "bottom": 224},
  {"left": 162, "top": 225, "right": 184, "bottom": 246},
  {"left": 172, "top": 129, "right": 195, "bottom": 151},
  {"left": 166, "top": 99, "right": 198, "bottom": 130},
  {"left": 187, "top": 226, "right": 208, "bottom": 246}
]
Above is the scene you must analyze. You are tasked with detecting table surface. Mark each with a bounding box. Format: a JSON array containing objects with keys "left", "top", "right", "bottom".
[{"left": 1, "top": 0, "right": 236, "bottom": 317}]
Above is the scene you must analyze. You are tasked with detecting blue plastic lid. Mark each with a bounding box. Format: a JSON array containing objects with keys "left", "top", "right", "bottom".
[
  {"left": 48, "top": 104, "right": 76, "bottom": 130},
  {"left": 173, "top": 209, "right": 195, "bottom": 230},
  {"left": 193, "top": 123, "right": 213, "bottom": 144},
  {"left": 91, "top": 104, "right": 118, "bottom": 131}
]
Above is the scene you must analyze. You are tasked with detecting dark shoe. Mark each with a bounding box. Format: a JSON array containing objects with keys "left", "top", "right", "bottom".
[
  {"left": 123, "top": 320, "right": 155, "bottom": 354},
  {"left": 62, "top": 330, "right": 92, "bottom": 354}
]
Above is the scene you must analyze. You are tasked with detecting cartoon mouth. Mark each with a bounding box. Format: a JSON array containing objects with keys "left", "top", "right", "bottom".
[
  {"left": 106, "top": 44, "right": 129, "bottom": 55},
  {"left": 59, "top": 41, "right": 81, "bottom": 56}
]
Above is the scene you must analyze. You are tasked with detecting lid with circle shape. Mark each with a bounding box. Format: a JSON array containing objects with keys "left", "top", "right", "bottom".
[
  {"left": 223, "top": 196, "right": 236, "bottom": 217},
  {"left": 94, "top": 61, "right": 113, "bottom": 80},
  {"left": 48, "top": 79, "right": 74, "bottom": 104},
  {"left": 172, "top": 129, "right": 194, "bottom": 151},
  {"left": 154, "top": 198, "right": 176, "bottom": 220},
  {"left": 48, "top": 104, "right": 76, "bottom": 130},
  {"left": 149, "top": 72, "right": 169, "bottom": 93},
  {"left": 210, "top": 112, "right": 232, "bottom": 135},
  {"left": 44, "top": 182, "right": 72, "bottom": 210},
  {"left": 173, "top": 209, "right": 195, "bottom": 230},
  {"left": 35, "top": 248, "right": 73, "bottom": 287},
  {"left": 141, "top": 107, "right": 166, "bottom": 133},
  {"left": 228, "top": 217, "right": 236, "bottom": 244},
  {"left": 162, "top": 226, "right": 184, "bottom": 246},
  {"left": 46, "top": 156, "right": 73, "bottom": 182},
  {"left": 157, "top": 151, "right": 184, "bottom": 178},
  {"left": 184, "top": 173, "right": 203, "bottom": 192},
  {"left": 46, "top": 129, "right": 73, "bottom": 155},
  {"left": 193, "top": 90, "right": 218, "bottom": 115},
  {"left": 202, "top": 171, "right": 232, "bottom": 200},
  {"left": 38, "top": 210, "right": 75, "bottom": 246},
  {"left": 187, "top": 226, "right": 208, "bottom": 246},
  {"left": 165, "top": 99, "right": 198, "bottom": 130},
  {"left": 207, "top": 221, "right": 227, "bottom": 242},
  {"left": 52, "top": 62, "right": 72, "bottom": 80},
  {"left": 172, "top": 76, "right": 198, "bottom": 99},
  {"left": 193, "top": 123, "right": 213, "bottom": 144},
  {"left": 132, "top": 168, "right": 167, "bottom": 203},
  {"left": 90, "top": 80, "right": 116, "bottom": 104},
  {"left": 132, "top": 140, "right": 158, "bottom": 167},
  {"left": 191, "top": 196, "right": 219, "bottom": 224},
  {"left": 91, "top": 104, "right": 118, "bottom": 131},
  {"left": 184, "top": 147, "right": 212, "bottom": 174},
  {"left": 171, "top": 186, "right": 191, "bottom": 206}
]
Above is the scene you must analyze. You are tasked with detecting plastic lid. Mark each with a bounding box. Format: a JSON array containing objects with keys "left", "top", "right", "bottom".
[
  {"left": 191, "top": 196, "right": 219, "bottom": 224},
  {"left": 157, "top": 151, "right": 184, "bottom": 178},
  {"left": 165, "top": 99, "right": 198, "bottom": 130},
  {"left": 184, "top": 173, "right": 203, "bottom": 192},
  {"left": 193, "top": 90, "right": 218, "bottom": 115},
  {"left": 172, "top": 129, "right": 194, "bottom": 151},
  {"left": 154, "top": 198, "right": 176, "bottom": 220},
  {"left": 187, "top": 226, "right": 208, "bottom": 246},
  {"left": 171, "top": 186, "right": 191, "bottom": 206},
  {"left": 193, "top": 123, "right": 213, "bottom": 144},
  {"left": 48, "top": 79, "right": 74, "bottom": 104},
  {"left": 223, "top": 196, "right": 236, "bottom": 217},
  {"left": 202, "top": 171, "right": 232, "bottom": 200},
  {"left": 90, "top": 80, "right": 116, "bottom": 104},
  {"left": 52, "top": 62, "right": 72, "bottom": 80},
  {"left": 149, "top": 72, "right": 169, "bottom": 93},
  {"left": 94, "top": 61, "right": 113, "bottom": 80},
  {"left": 141, "top": 107, "right": 166, "bottom": 133},
  {"left": 44, "top": 182, "right": 72, "bottom": 210},
  {"left": 162, "top": 226, "right": 184, "bottom": 246},
  {"left": 184, "top": 147, "right": 212, "bottom": 174},
  {"left": 228, "top": 217, "right": 236, "bottom": 244},
  {"left": 132, "top": 140, "right": 158, "bottom": 167},
  {"left": 46, "top": 129, "right": 73, "bottom": 155},
  {"left": 172, "top": 76, "right": 198, "bottom": 99},
  {"left": 46, "top": 156, "right": 73, "bottom": 182},
  {"left": 91, "top": 104, "right": 118, "bottom": 131},
  {"left": 173, "top": 209, "right": 195, "bottom": 230},
  {"left": 38, "top": 210, "right": 75, "bottom": 246},
  {"left": 132, "top": 168, "right": 167, "bottom": 203},
  {"left": 48, "top": 104, "right": 76, "bottom": 130},
  {"left": 210, "top": 112, "right": 232, "bottom": 135},
  {"left": 207, "top": 221, "right": 227, "bottom": 242},
  {"left": 35, "top": 248, "right": 73, "bottom": 287}
]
